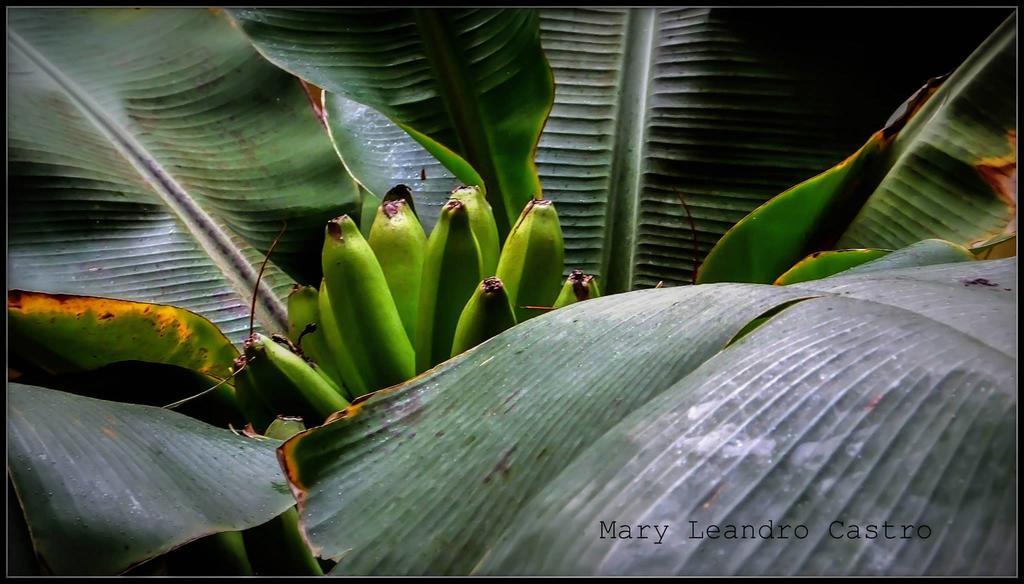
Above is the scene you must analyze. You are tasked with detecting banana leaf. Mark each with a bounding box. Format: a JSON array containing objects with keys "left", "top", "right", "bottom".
[
  {"left": 7, "top": 8, "right": 361, "bottom": 343},
  {"left": 7, "top": 384, "right": 295, "bottom": 575}
]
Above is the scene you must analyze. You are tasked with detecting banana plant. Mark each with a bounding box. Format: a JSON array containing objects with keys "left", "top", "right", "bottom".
[{"left": 6, "top": 6, "right": 1017, "bottom": 577}]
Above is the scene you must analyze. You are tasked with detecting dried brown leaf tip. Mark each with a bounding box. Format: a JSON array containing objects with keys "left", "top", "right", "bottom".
[{"left": 882, "top": 73, "right": 949, "bottom": 139}]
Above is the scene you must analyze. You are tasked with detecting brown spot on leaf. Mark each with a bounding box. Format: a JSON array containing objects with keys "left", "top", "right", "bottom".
[
  {"left": 276, "top": 440, "right": 310, "bottom": 511},
  {"left": 7, "top": 290, "right": 23, "bottom": 309},
  {"left": 702, "top": 482, "right": 726, "bottom": 509},
  {"left": 99, "top": 312, "right": 115, "bottom": 320},
  {"left": 101, "top": 427, "right": 117, "bottom": 439},
  {"left": 865, "top": 394, "right": 884, "bottom": 411},
  {"left": 500, "top": 389, "right": 522, "bottom": 415},
  {"left": 976, "top": 130, "right": 1017, "bottom": 232},
  {"left": 483, "top": 445, "right": 518, "bottom": 484},
  {"left": 963, "top": 278, "right": 999, "bottom": 287}
]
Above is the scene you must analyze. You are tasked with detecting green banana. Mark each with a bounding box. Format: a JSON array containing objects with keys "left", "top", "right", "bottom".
[
  {"left": 368, "top": 195, "right": 427, "bottom": 346},
  {"left": 495, "top": 198, "right": 565, "bottom": 322},
  {"left": 232, "top": 333, "right": 349, "bottom": 431},
  {"left": 317, "top": 280, "right": 366, "bottom": 399},
  {"left": 263, "top": 416, "right": 307, "bottom": 441},
  {"left": 286, "top": 285, "right": 346, "bottom": 391},
  {"left": 552, "top": 269, "right": 602, "bottom": 308},
  {"left": 232, "top": 354, "right": 275, "bottom": 432},
  {"left": 416, "top": 199, "right": 484, "bottom": 372},
  {"left": 322, "top": 215, "right": 416, "bottom": 391},
  {"left": 451, "top": 277, "right": 517, "bottom": 357},
  {"left": 450, "top": 185, "right": 500, "bottom": 276}
]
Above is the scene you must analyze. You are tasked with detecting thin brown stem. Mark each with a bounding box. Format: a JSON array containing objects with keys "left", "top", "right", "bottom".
[
  {"left": 249, "top": 221, "right": 288, "bottom": 337},
  {"left": 673, "top": 188, "right": 700, "bottom": 284}
]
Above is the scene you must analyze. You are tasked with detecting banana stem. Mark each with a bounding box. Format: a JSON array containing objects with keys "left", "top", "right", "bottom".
[{"left": 242, "top": 507, "right": 323, "bottom": 576}]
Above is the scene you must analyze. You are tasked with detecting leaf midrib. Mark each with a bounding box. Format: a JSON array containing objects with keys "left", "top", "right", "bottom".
[
  {"left": 600, "top": 8, "right": 657, "bottom": 293},
  {"left": 7, "top": 29, "right": 288, "bottom": 333}
]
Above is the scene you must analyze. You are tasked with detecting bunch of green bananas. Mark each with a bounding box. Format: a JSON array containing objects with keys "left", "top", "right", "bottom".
[{"left": 233, "top": 185, "right": 603, "bottom": 430}]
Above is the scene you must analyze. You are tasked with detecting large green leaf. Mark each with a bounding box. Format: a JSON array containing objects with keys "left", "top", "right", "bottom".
[
  {"left": 481, "top": 262, "right": 1015, "bottom": 575},
  {"left": 698, "top": 15, "right": 1016, "bottom": 284},
  {"left": 277, "top": 258, "right": 1014, "bottom": 575},
  {"left": 230, "top": 8, "right": 554, "bottom": 235},
  {"left": 310, "top": 8, "right": 1010, "bottom": 290},
  {"left": 7, "top": 384, "right": 295, "bottom": 575},
  {"left": 7, "top": 8, "right": 361, "bottom": 343}
]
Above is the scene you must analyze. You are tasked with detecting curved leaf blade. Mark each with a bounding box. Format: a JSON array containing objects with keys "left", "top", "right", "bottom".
[
  {"left": 774, "top": 249, "right": 890, "bottom": 285},
  {"left": 7, "top": 384, "right": 295, "bottom": 575},
  {"left": 8, "top": 290, "right": 238, "bottom": 378},
  {"left": 8, "top": 8, "right": 360, "bottom": 342},
  {"left": 793, "top": 259, "right": 1014, "bottom": 357},
  {"left": 230, "top": 8, "right": 554, "bottom": 234},
  {"left": 697, "top": 133, "right": 891, "bottom": 284},
  {"left": 481, "top": 263, "right": 1015, "bottom": 575},
  {"left": 773, "top": 238, "right": 979, "bottom": 286},
  {"left": 838, "top": 239, "right": 976, "bottom": 277}
]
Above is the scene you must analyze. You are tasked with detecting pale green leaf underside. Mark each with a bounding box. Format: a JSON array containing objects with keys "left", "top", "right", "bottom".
[
  {"left": 7, "top": 384, "right": 294, "bottom": 575},
  {"left": 324, "top": 93, "right": 460, "bottom": 231},
  {"left": 483, "top": 261, "right": 1015, "bottom": 575},
  {"left": 7, "top": 8, "right": 360, "bottom": 342},
  {"left": 279, "top": 258, "right": 1014, "bottom": 575}
]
